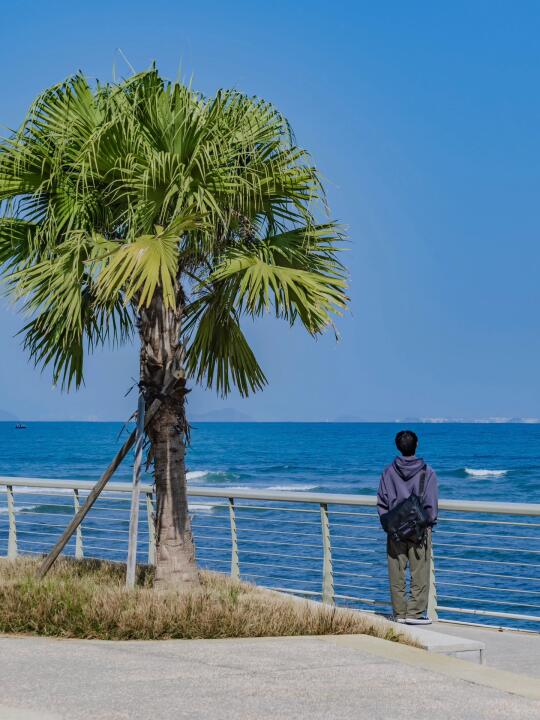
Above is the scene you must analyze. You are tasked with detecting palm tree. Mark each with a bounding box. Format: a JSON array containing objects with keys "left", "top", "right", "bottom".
[{"left": 0, "top": 69, "right": 347, "bottom": 589}]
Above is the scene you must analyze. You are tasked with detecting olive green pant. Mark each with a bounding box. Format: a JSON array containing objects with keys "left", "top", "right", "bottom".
[{"left": 387, "top": 529, "right": 432, "bottom": 619}]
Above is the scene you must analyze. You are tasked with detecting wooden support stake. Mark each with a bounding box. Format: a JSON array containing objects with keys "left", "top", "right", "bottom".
[
  {"left": 38, "top": 380, "right": 175, "bottom": 579},
  {"left": 126, "top": 393, "right": 145, "bottom": 588}
]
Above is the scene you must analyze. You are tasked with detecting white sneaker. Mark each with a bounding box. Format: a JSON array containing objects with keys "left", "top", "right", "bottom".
[
  {"left": 405, "top": 617, "right": 432, "bottom": 625},
  {"left": 394, "top": 618, "right": 407, "bottom": 624}
]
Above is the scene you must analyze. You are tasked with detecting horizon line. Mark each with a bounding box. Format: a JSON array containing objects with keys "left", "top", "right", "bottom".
[{"left": 1, "top": 419, "right": 540, "bottom": 425}]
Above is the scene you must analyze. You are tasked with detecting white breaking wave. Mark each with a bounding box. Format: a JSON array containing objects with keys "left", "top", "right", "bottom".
[
  {"left": 465, "top": 468, "right": 508, "bottom": 477},
  {"left": 0, "top": 504, "right": 38, "bottom": 513},
  {"left": 267, "top": 484, "right": 318, "bottom": 491},
  {"left": 186, "top": 470, "right": 238, "bottom": 482},
  {"left": 186, "top": 470, "right": 209, "bottom": 482},
  {"left": 1, "top": 485, "right": 74, "bottom": 495},
  {"left": 188, "top": 503, "right": 216, "bottom": 513},
  {"left": 210, "top": 485, "right": 259, "bottom": 492}
]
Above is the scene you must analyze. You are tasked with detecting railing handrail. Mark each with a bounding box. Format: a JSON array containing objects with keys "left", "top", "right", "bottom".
[
  {"left": 1, "top": 475, "right": 539, "bottom": 516},
  {"left": 1, "top": 474, "right": 539, "bottom": 630},
  {"left": 0, "top": 476, "right": 153, "bottom": 494}
]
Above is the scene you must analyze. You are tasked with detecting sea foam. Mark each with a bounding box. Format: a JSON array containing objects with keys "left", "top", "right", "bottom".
[
  {"left": 465, "top": 468, "right": 508, "bottom": 477},
  {"left": 0, "top": 504, "right": 38, "bottom": 513},
  {"left": 267, "top": 484, "right": 318, "bottom": 491},
  {"left": 188, "top": 503, "right": 216, "bottom": 513},
  {"left": 186, "top": 470, "right": 209, "bottom": 482}
]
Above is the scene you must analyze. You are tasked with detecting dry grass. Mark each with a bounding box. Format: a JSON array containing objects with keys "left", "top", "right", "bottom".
[{"left": 0, "top": 557, "right": 416, "bottom": 644}]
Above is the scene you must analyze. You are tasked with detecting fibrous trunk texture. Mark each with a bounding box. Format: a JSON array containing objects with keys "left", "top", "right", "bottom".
[{"left": 138, "top": 287, "right": 199, "bottom": 591}]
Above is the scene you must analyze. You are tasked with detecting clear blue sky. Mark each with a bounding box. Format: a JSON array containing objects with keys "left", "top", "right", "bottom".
[{"left": 1, "top": 1, "right": 539, "bottom": 421}]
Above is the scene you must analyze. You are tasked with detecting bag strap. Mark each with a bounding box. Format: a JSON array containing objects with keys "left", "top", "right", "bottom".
[{"left": 419, "top": 465, "right": 427, "bottom": 499}]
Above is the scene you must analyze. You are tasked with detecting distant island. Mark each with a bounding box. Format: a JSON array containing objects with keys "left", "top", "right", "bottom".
[
  {"left": 0, "top": 408, "right": 18, "bottom": 422},
  {"left": 1, "top": 406, "right": 539, "bottom": 424},
  {"left": 395, "top": 417, "right": 540, "bottom": 424},
  {"left": 190, "top": 408, "right": 254, "bottom": 422}
]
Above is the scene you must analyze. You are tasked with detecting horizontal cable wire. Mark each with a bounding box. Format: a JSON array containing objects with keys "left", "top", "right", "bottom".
[
  {"left": 332, "top": 557, "right": 374, "bottom": 567},
  {"left": 327, "top": 510, "right": 378, "bottom": 518},
  {"left": 435, "top": 567, "right": 540, "bottom": 583},
  {"left": 4, "top": 478, "right": 540, "bottom": 628},
  {"left": 435, "top": 529, "right": 540, "bottom": 542},
  {"left": 192, "top": 546, "right": 230, "bottom": 554},
  {"left": 433, "top": 554, "right": 540, "bottom": 569},
  {"left": 238, "top": 548, "right": 323, "bottom": 562},
  {"left": 334, "top": 592, "right": 391, "bottom": 606},
  {"left": 241, "top": 572, "right": 323, "bottom": 586},
  {"left": 436, "top": 580, "right": 540, "bottom": 596},
  {"left": 437, "top": 517, "right": 540, "bottom": 528},
  {"left": 236, "top": 537, "right": 322, "bottom": 549},
  {"left": 334, "top": 580, "right": 383, "bottom": 593},
  {"left": 232, "top": 527, "right": 322, "bottom": 540},
  {"left": 235, "top": 515, "right": 322, "bottom": 527},
  {"left": 239, "top": 559, "right": 321, "bottom": 574},
  {"left": 435, "top": 605, "right": 540, "bottom": 623},
  {"left": 266, "top": 585, "right": 322, "bottom": 597},
  {"left": 434, "top": 541, "right": 540, "bottom": 555},
  {"left": 438, "top": 594, "right": 540, "bottom": 610},
  {"left": 333, "top": 570, "right": 375, "bottom": 580},
  {"left": 235, "top": 504, "right": 319, "bottom": 514}
]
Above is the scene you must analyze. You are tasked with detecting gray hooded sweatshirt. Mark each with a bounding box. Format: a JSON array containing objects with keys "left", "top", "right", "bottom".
[{"left": 377, "top": 455, "right": 439, "bottom": 527}]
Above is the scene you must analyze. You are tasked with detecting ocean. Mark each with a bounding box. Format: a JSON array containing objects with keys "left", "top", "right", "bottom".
[
  {"left": 1, "top": 421, "right": 539, "bottom": 500},
  {"left": 1, "top": 421, "right": 539, "bottom": 629}
]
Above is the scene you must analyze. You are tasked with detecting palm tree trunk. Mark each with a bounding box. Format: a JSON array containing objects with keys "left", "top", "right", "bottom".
[{"left": 138, "top": 287, "right": 199, "bottom": 591}]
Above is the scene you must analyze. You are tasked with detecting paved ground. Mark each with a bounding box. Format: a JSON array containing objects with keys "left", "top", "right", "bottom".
[
  {"left": 432, "top": 622, "right": 540, "bottom": 677},
  {"left": 0, "top": 634, "right": 538, "bottom": 720}
]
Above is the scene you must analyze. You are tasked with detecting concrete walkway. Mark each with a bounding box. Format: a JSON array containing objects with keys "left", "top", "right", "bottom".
[{"left": 0, "top": 633, "right": 538, "bottom": 720}]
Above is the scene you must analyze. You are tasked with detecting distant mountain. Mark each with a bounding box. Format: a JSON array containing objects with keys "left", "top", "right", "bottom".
[
  {"left": 191, "top": 408, "right": 254, "bottom": 422},
  {"left": 396, "top": 416, "right": 540, "bottom": 424},
  {"left": 333, "top": 415, "right": 369, "bottom": 423},
  {"left": 0, "top": 408, "right": 18, "bottom": 422}
]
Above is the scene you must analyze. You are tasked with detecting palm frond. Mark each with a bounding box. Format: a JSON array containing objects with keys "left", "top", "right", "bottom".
[
  {"left": 6, "top": 232, "right": 133, "bottom": 388},
  {"left": 184, "top": 289, "right": 266, "bottom": 397},
  {"left": 0, "top": 66, "right": 347, "bottom": 394},
  {"left": 207, "top": 224, "right": 348, "bottom": 335},
  {"left": 0, "top": 219, "right": 37, "bottom": 266},
  {"left": 93, "top": 216, "right": 205, "bottom": 308}
]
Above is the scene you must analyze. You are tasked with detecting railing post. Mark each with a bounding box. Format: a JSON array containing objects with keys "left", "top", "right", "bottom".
[
  {"left": 145, "top": 491, "right": 156, "bottom": 566},
  {"left": 73, "top": 489, "right": 84, "bottom": 559},
  {"left": 6, "top": 485, "right": 17, "bottom": 559},
  {"left": 228, "top": 497, "right": 240, "bottom": 580},
  {"left": 427, "top": 530, "right": 438, "bottom": 621},
  {"left": 126, "top": 394, "right": 145, "bottom": 588},
  {"left": 320, "top": 502, "right": 334, "bottom": 605}
]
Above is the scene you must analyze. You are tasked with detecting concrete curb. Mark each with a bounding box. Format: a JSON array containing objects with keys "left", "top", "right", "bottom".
[
  {"left": 323, "top": 634, "right": 540, "bottom": 702},
  {"left": 387, "top": 621, "right": 485, "bottom": 663},
  {"left": 271, "top": 588, "right": 486, "bottom": 661}
]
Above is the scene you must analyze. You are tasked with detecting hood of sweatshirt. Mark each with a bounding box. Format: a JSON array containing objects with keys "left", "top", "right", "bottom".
[{"left": 392, "top": 455, "right": 426, "bottom": 481}]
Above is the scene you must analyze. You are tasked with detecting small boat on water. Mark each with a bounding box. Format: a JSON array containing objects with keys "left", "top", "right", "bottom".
[{"left": 15, "top": 423, "right": 27, "bottom": 429}]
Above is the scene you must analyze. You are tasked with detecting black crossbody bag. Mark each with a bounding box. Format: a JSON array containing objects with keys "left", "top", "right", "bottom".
[{"left": 380, "top": 466, "right": 429, "bottom": 545}]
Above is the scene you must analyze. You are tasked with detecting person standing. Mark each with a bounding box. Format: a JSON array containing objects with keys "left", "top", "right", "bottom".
[{"left": 377, "top": 430, "right": 439, "bottom": 624}]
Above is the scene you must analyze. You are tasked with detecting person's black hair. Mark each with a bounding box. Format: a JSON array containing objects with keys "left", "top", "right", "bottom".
[{"left": 395, "top": 430, "right": 418, "bottom": 457}]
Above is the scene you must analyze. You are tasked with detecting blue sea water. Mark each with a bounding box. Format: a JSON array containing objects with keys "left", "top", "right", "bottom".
[
  {"left": 0, "top": 421, "right": 539, "bottom": 630},
  {"left": 1, "top": 421, "right": 539, "bottom": 501}
]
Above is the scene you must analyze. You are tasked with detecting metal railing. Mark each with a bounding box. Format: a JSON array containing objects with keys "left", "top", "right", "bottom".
[{"left": 1, "top": 476, "right": 539, "bottom": 631}]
